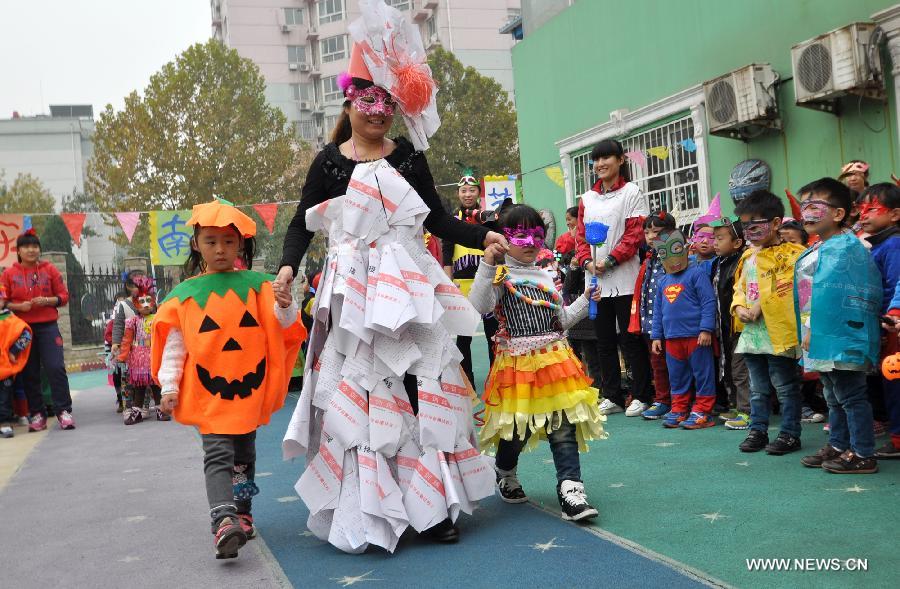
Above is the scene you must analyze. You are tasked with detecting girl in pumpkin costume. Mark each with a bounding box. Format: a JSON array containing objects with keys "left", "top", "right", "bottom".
[
  {"left": 152, "top": 199, "right": 305, "bottom": 559},
  {"left": 0, "top": 285, "right": 33, "bottom": 438},
  {"left": 117, "top": 276, "right": 169, "bottom": 425},
  {"left": 470, "top": 205, "right": 606, "bottom": 522}
]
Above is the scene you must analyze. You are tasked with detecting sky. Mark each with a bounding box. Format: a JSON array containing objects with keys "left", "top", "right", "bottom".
[{"left": 0, "top": 0, "right": 211, "bottom": 118}]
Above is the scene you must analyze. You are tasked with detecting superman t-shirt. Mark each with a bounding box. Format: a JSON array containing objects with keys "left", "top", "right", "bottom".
[{"left": 650, "top": 264, "right": 717, "bottom": 340}]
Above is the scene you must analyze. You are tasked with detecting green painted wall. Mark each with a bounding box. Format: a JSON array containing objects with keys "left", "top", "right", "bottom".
[{"left": 512, "top": 0, "right": 898, "bottom": 220}]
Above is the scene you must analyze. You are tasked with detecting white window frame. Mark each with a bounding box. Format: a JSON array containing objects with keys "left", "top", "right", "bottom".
[
  {"left": 322, "top": 75, "right": 342, "bottom": 103},
  {"left": 283, "top": 7, "right": 304, "bottom": 26},
  {"left": 295, "top": 119, "right": 317, "bottom": 141},
  {"left": 319, "top": 35, "right": 346, "bottom": 63},
  {"left": 324, "top": 114, "right": 339, "bottom": 135},
  {"left": 425, "top": 16, "right": 437, "bottom": 39},
  {"left": 287, "top": 45, "right": 306, "bottom": 65},
  {"left": 557, "top": 85, "right": 711, "bottom": 228},
  {"left": 384, "top": 0, "right": 411, "bottom": 10},
  {"left": 317, "top": 0, "right": 344, "bottom": 24}
]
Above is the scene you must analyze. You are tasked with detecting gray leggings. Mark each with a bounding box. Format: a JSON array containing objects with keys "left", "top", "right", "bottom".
[{"left": 201, "top": 431, "right": 257, "bottom": 530}]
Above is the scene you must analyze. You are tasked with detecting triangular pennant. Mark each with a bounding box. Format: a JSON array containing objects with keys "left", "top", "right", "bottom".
[
  {"left": 23, "top": 215, "right": 32, "bottom": 231},
  {"left": 625, "top": 150, "right": 647, "bottom": 170},
  {"left": 59, "top": 213, "right": 87, "bottom": 247},
  {"left": 647, "top": 146, "right": 670, "bottom": 160},
  {"left": 253, "top": 203, "right": 278, "bottom": 234},
  {"left": 115, "top": 212, "right": 141, "bottom": 243}
]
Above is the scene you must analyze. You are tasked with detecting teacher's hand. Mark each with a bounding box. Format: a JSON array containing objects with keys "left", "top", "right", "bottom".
[
  {"left": 483, "top": 231, "right": 508, "bottom": 251},
  {"left": 275, "top": 266, "right": 295, "bottom": 292}
]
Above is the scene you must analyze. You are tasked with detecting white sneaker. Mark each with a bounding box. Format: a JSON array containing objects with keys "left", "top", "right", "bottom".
[
  {"left": 598, "top": 398, "right": 624, "bottom": 415},
  {"left": 625, "top": 399, "right": 649, "bottom": 417},
  {"left": 557, "top": 480, "right": 599, "bottom": 521}
]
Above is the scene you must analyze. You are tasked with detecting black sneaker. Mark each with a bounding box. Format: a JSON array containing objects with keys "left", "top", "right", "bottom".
[
  {"left": 422, "top": 518, "right": 459, "bottom": 543},
  {"left": 822, "top": 451, "right": 878, "bottom": 474},
  {"left": 496, "top": 472, "right": 528, "bottom": 504},
  {"left": 765, "top": 433, "right": 801, "bottom": 455},
  {"left": 123, "top": 407, "right": 143, "bottom": 426},
  {"left": 557, "top": 480, "right": 598, "bottom": 522},
  {"left": 874, "top": 441, "right": 900, "bottom": 460},
  {"left": 800, "top": 445, "right": 842, "bottom": 468},
  {"left": 739, "top": 430, "right": 769, "bottom": 453}
]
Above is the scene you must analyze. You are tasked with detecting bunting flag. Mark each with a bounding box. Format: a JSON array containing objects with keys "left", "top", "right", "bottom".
[
  {"left": 149, "top": 210, "right": 192, "bottom": 266},
  {"left": 647, "top": 146, "right": 670, "bottom": 161},
  {"left": 0, "top": 214, "right": 24, "bottom": 268},
  {"left": 679, "top": 138, "right": 697, "bottom": 152},
  {"left": 60, "top": 213, "right": 87, "bottom": 247},
  {"left": 545, "top": 166, "right": 565, "bottom": 188},
  {"left": 483, "top": 175, "right": 522, "bottom": 211},
  {"left": 115, "top": 212, "right": 141, "bottom": 243},
  {"left": 625, "top": 150, "right": 647, "bottom": 170},
  {"left": 253, "top": 203, "right": 279, "bottom": 234},
  {"left": 23, "top": 216, "right": 32, "bottom": 231}
]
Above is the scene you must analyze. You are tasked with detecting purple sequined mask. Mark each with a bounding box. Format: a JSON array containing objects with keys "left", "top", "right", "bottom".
[
  {"left": 347, "top": 85, "right": 396, "bottom": 116},
  {"left": 800, "top": 199, "right": 832, "bottom": 225},
  {"left": 503, "top": 226, "right": 545, "bottom": 249}
]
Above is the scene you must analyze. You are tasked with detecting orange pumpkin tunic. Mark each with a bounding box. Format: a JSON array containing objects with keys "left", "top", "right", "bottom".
[
  {"left": 151, "top": 271, "right": 306, "bottom": 435},
  {"left": 0, "top": 311, "right": 32, "bottom": 380}
]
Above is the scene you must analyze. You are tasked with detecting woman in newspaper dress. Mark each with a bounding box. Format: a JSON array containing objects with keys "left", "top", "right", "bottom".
[{"left": 275, "top": 1, "right": 507, "bottom": 553}]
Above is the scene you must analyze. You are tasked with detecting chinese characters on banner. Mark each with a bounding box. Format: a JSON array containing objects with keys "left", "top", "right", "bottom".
[
  {"left": 0, "top": 214, "right": 24, "bottom": 269},
  {"left": 482, "top": 175, "right": 521, "bottom": 211},
  {"left": 149, "top": 210, "right": 191, "bottom": 266}
]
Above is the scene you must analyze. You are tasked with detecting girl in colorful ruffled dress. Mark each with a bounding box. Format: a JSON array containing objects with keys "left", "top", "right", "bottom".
[
  {"left": 470, "top": 204, "right": 606, "bottom": 522},
  {"left": 117, "top": 276, "right": 169, "bottom": 425}
]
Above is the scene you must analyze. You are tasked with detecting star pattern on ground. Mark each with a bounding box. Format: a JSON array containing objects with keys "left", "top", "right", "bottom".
[
  {"left": 125, "top": 515, "right": 147, "bottom": 523},
  {"left": 277, "top": 496, "right": 300, "bottom": 502},
  {"left": 652, "top": 442, "right": 678, "bottom": 447},
  {"left": 699, "top": 512, "right": 728, "bottom": 523},
  {"left": 735, "top": 461, "right": 750, "bottom": 467},
  {"left": 827, "top": 484, "right": 868, "bottom": 493},
  {"left": 608, "top": 483, "right": 626, "bottom": 488},
  {"left": 524, "top": 537, "right": 568, "bottom": 552},
  {"left": 330, "top": 570, "right": 380, "bottom": 586}
]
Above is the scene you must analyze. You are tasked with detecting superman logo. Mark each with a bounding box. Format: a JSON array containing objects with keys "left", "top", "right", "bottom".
[{"left": 664, "top": 284, "right": 684, "bottom": 303}]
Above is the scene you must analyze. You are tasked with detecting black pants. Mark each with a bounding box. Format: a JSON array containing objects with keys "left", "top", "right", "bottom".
[
  {"left": 125, "top": 384, "right": 161, "bottom": 409},
  {"left": 457, "top": 315, "right": 499, "bottom": 388},
  {"left": 569, "top": 338, "right": 602, "bottom": 381},
  {"left": 592, "top": 295, "right": 651, "bottom": 407},
  {"left": 202, "top": 431, "right": 257, "bottom": 530},
  {"left": 23, "top": 321, "right": 72, "bottom": 416},
  {"left": 0, "top": 377, "right": 14, "bottom": 422}
]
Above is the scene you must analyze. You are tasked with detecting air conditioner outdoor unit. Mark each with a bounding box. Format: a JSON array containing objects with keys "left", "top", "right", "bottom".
[
  {"left": 281, "top": 24, "right": 290, "bottom": 33},
  {"left": 791, "top": 22, "right": 885, "bottom": 111},
  {"left": 702, "top": 63, "right": 781, "bottom": 140},
  {"left": 299, "top": 101, "right": 312, "bottom": 110},
  {"left": 298, "top": 63, "right": 311, "bottom": 73},
  {"left": 288, "top": 63, "right": 299, "bottom": 71}
]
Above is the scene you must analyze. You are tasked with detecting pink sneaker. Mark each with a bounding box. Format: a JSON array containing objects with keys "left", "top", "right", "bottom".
[
  {"left": 28, "top": 414, "right": 47, "bottom": 432},
  {"left": 57, "top": 410, "right": 76, "bottom": 430}
]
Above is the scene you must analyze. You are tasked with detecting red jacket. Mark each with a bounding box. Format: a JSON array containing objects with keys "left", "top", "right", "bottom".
[
  {"left": 0, "top": 261, "right": 69, "bottom": 324},
  {"left": 554, "top": 231, "right": 576, "bottom": 255}
]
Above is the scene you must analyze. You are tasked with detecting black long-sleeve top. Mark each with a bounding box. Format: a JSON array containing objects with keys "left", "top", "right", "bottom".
[{"left": 280, "top": 137, "right": 489, "bottom": 275}]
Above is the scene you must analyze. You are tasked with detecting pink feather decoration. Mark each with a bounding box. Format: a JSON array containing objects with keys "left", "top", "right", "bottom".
[{"left": 337, "top": 71, "right": 353, "bottom": 92}]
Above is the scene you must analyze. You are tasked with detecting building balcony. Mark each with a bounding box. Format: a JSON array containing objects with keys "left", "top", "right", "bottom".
[
  {"left": 423, "top": 1, "right": 439, "bottom": 9},
  {"left": 412, "top": 8, "right": 430, "bottom": 22}
]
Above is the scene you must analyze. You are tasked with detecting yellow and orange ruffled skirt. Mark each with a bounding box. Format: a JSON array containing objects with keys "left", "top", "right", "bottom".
[{"left": 479, "top": 340, "right": 607, "bottom": 455}]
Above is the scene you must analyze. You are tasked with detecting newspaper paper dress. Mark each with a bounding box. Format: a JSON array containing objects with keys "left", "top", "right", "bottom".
[{"left": 283, "top": 158, "right": 495, "bottom": 553}]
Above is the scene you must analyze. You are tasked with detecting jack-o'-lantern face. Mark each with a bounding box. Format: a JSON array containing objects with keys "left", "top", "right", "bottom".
[
  {"left": 882, "top": 353, "right": 900, "bottom": 381},
  {"left": 190, "top": 289, "right": 268, "bottom": 400}
]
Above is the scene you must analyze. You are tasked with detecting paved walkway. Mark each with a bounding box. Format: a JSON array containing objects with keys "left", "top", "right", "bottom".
[{"left": 0, "top": 374, "right": 289, "bottom": 589}]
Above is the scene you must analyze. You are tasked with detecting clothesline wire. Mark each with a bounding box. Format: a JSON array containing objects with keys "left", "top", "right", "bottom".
[{"left": 7, "top": 158, "right": 567, "bottom": 216}]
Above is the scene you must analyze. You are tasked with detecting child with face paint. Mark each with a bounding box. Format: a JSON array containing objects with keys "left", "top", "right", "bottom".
[
  {"left": 117, "top": 276, "right": 168, "bottom": 425},
  {"left": 732, "top": 190, "right": 807, "bottom": 455},
  {"left": 858, "top": 183, "right": 900, "bottom": 459},
  {"left": 648, "top": 230, "right": 718, "bottom": 428},
  {"left": 689, "top": 223, "right": 716, "bottom": 278},
  {"left": 794, "top": 178, "right": 882, "bottom": 474},
  {"left": 470, "top": 204, "right": 606, "bottom": 523}
]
